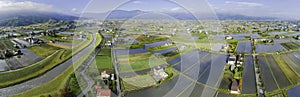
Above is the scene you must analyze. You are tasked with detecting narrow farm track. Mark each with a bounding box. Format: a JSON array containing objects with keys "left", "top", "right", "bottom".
[{"left": 0, "top": 34, "right": 96, "bottom": 97}]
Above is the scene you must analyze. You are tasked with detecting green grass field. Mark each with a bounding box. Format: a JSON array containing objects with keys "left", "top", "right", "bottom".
[
  {"left": 95, "top": 48, "right": 113, "bottom": 69},
  {"left": 40, "top": 34, "right": 73, "bottom": 43},
  {"left": 27, "top": 44, "right": 61, "bottom": 58},
  {"left": 121, "top": 74, "right": 156, "bottom": 92},
  {"left": 117, "top": 52, "right": 165, "bottom": 73}
]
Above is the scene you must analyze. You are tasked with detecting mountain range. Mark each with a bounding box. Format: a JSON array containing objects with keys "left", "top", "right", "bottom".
[
  {"left": 0, "top": 10, "right": 283, "bottom": 27},
  {"left": 82, "top": 10, "right": 279, "bottom": 20},
  {"left": 0, "top": 11, "right": 78, "bottom": 27}
]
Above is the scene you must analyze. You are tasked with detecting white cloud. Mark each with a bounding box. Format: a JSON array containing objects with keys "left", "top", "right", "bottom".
[
  {"left": 225, "top": 1, "right": 263, "bottom": 7},
  {"left": 71, "top": 8, "right": 78, "bottom": 12},
  {"left": 0, "top": 0, "right": 55, "bottom": 12},
  {"left": 159, "top": 7, "right": 185, "bottom": 12},
  {"left": 170, "top": 7, "right": 182, "bottom": 11},
  {"left": 132, "top": 1, "right": 142, "bottom": 4}
]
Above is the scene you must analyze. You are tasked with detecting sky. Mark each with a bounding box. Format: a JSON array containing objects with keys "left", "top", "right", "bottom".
[{"left": 1, "top": 0, "right": 300, "bottom": 19}]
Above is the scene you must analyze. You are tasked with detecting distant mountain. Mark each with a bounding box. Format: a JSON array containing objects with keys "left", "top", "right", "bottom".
[
  {"left": 0, "top": 11, "right": 78, "bottom": 27},
  {"left": 216, "top": 13, "right": 279, "bottom": 20},
  {"left": 82, "top": 10, "right": 279, "bottom": 20},
  {"left": 82, "top": 10, "right": 144, "bottom": 20}
]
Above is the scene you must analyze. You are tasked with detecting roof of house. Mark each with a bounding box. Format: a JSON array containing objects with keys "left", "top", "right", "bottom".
[
  {"left": 94, "top": 85, "right": 111, "bottom": 96},
  {"left": 231, "top": 79, "right": 239, "bottom": 91},
  {"left": 94, "top": 85, "right": 102, "bottom": 90},
  {"left": 97, "top": 89, "right": 111, "bottom": 96}
]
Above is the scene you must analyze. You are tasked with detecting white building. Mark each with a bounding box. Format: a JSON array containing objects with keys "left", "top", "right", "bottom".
[{"left": 151, "top": 66, "right": 168, "bottom": 82}]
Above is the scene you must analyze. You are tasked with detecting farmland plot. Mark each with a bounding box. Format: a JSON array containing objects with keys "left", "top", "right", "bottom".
[
  {"left": 115, "top": 48, "right": 148, "bottom": 55},
  {"left": 231, "top": 33, "right": 261, "bottom": 40},
  {"left": 217, "top": 33, "right": 261, "bottom": 40},
  {"left": 273, "top": 54, "right": 300, "bottom": 85},
  {"left": 121, "top": 74, "right": 156, "bottom": 92},
  {"left": 280, "top": 42, "right": 300, "bottom": 50},
  {"left": 95, "top": 48, "right": 113, "bottom": 69},
  {"left": 265, "top": 55, "right": 290, "bottom": 88},
  {"left": 287, "top": 85, "right": 300, "bottom": 97},
  {"left": 14, "top": 49, "right": 44, "bottom": 67},
  {"left": 162, "top": 75, "right": 194, "bottom": 97},
  {"left": 176, "top": 82, "right": 205, "bottom": 97},
  {"left": 268, "top": 32, "right": 287, "bottom": 36},
  {"left": 143, "top": 41, "right": 170, "bottom": 49},
  {"left": 258, "top": 56, "right": 278, "bottom": 92},
  {"left": 295, "top": 42, "right": 300, "bottom": 46},
  {"left": 0, "top": 40, "right": 14, "bottom": 50},
  {"left": 236, "top": 41, "right": 252, "bottom": 53},
  {"left": 13, "top": 38, "right": 30, "bottom": 47},
  {"left": 167, "top": 50, "right": 198, "bottom": 65},
  {"left": 273, "top": 38, "right": 296, "bottom": 44},
  {"left": 291, "top": 51, "right": 300, "bottom": 61},
  {"left": 196, "top": 54, "right": 227, "bottom": 87},
  {"left": 153, "top": 47, "right": 177, "bottom": 54},
  {"left": 0, "top": 60, "right": 9, "bottom": 72},
  {"left": 117, "top": 52, "right": 166, "bottom": 73},
  {"left": 125, "top": 75, "right": 192, "bottom": 97},
  {"left": 177, "top": 83, "right": 217, "bottom": 97},
  {"left": 173, "top": 50, "right": 210, "bottom": 72},
  {"left": 256, "top": 44, "right": 286, "bottom": 53},
  {"left": 27, "top": 44, "right": 61, "bottom": 58},
  {"left": 242, "top": 56, "right": 256, "bottom": 94},
  {"left": 54, "top": 42, "right": 73, "bottom": 47},
  {"left": 6, "top": 57, "right": 22, "bottom": 69},
  {"left": 282, "top": 53, "right": 300, "bottom": 75},
  {"left": 184, "top": 53, "right": 211, "bottom": 81},
  {"left": 173, "top": 51, "right": 203, "bottom": 72},
  {"left": 286, "top": 32, "right": 300, "bottom": 37},
  {"left": 288, "top": 52, "right": 300, "bottom": 67}
]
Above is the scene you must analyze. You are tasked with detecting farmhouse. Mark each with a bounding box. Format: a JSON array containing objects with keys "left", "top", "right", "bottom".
[
  {"left": 225, "top": 35, "right": 233, "bottom": 40},
  {"left": 227, "top": 55, "right": 236, "bottom": 65},
  {"left": 260, "top": 39, "right": 273, "bottom": 43},
  {"left": 101, "top": 71, "right": 110, "bottom": 80},
  {"left": 151, "top": 66, "right": 168, "bottom": 82},
  {"left": 295, "top": 35, "right": 300, "bottom": 40},
  {"left": 24, "top": 37, "right": 44, "bottom": 44},
  {"left": 104, "top": 40, "right": 112, "bottom": 47}
]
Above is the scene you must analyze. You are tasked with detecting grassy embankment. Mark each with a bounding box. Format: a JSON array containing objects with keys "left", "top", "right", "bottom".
[
  {"left": 0, "top": 33, "right": 94, "bottom": 88},
  {"left": 12, "top": 33, "right": 102, "bottom": 97}
]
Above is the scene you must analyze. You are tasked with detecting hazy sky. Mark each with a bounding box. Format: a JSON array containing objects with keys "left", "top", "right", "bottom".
[{"left": 2, "top": 0, "right": 300, "bottom": 19}]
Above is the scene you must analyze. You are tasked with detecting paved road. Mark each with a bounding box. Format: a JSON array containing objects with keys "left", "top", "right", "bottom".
[
  {"left": 78, "top": 39, "right": 104, "bottom": 97},
  {"left": 112, "top": 46, "right": 122, "bottom": 97},
  {"left": 0, "top": 34, "right": 96, "bottom": 97}
]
